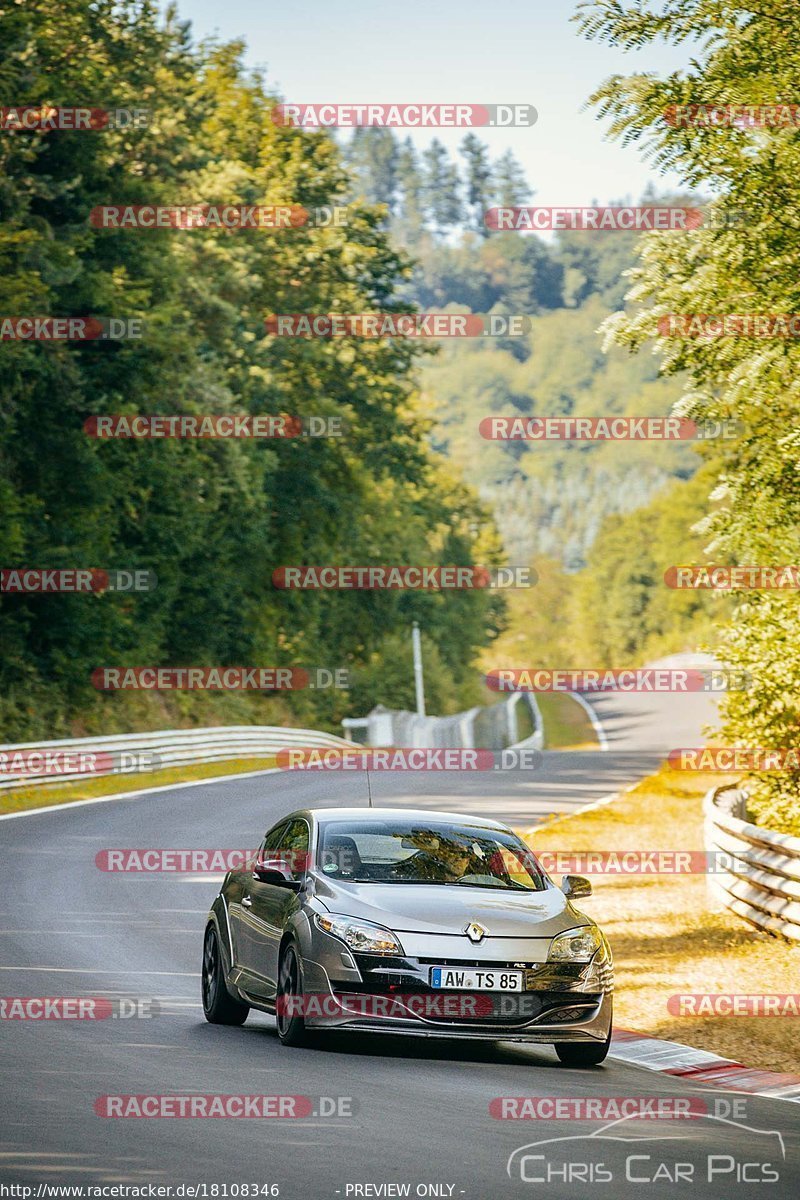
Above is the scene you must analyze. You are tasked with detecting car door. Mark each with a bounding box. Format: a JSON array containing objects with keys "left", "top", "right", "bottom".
[
  {"left": 237, "top": 818, "right": 310, "bottom": 998},
  {"left": 230, "top": 820, "right": 286, "bottom": 983}
]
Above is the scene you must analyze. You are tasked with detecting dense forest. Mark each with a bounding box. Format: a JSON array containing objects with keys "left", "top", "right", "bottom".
[
  {"left": 0, "top": 1, "right": 718, "bottom": 742},
  {"left": 0, "top": 0, "right": 507, "bottom": 738},
  {"left": 5, "top": 0, "right": 797, "bottom": 841}
]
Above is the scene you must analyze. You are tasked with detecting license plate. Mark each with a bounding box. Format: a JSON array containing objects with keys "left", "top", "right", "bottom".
[{"left": 429, "top": 967, "right": 523, "bottom": 992}]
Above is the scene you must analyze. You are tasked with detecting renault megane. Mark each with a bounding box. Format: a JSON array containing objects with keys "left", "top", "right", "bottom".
[{"left": 202, "top": 807, "right": 613, "bottom": 1065}]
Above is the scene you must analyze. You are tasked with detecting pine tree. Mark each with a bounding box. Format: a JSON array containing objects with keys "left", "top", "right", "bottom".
[
  {"left": 421, "top": 139, "right": 463, "bottom": 234},
  {"left": 345, "top": 127, "right": 398, "bottom": 211},
  {"left": 460, "top": 132, "right": 493, "bottom": 234},
  {"left": 395, "top": 136, "right": 425, "bottom": 235},
  {"left": 494, "top": 149, "right": 531, "bottom": 207}
]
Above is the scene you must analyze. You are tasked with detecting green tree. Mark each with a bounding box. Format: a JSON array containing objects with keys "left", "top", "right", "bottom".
[
  {"left": 578, "top": 0, "right": 800, "bottom": 829},
  {"left": 344, "top": 127, "right": 398, "bottom": 211},
  {"left": 394, "top": 136, "right": 425, "bottom": 239},
  {"left": 493, "top": 148, "right": 531, "bottom": 208},
  {"left": 421, "top": 139, "right": 462, "bottom": 234},
  {"left": 572, "top": 468, "right": 722, "bottom": 664},
  {"left": 460, "top": 132, "right": 493, "bottom": 235}
]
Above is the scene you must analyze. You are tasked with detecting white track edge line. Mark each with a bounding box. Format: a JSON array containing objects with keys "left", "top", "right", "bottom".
[{"left": 0, "top": 767, "right": 281, "bottom": 821}]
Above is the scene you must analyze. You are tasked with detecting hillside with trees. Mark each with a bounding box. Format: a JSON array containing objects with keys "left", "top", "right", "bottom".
[{"left": 341, "top": 130, "right": 705, "bottom": 570}]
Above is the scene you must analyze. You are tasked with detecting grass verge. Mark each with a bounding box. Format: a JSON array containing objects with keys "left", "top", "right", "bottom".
[
  {"left": 522, "top": 765, "right": 800, "bottom": 1074},
  {"left": 537, "top": 692, "right": 600, "bottom": 749},
  {"left": 0, "top": 756, "right": 278, "bottom": 817}
]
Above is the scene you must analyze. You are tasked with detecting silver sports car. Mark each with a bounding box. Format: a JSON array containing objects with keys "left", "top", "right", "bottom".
[{"left": 202, "top": 806, "right": 613, "bottom": 1065}]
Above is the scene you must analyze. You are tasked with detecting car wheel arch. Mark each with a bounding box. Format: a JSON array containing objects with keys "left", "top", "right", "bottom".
[
  {"left": 209, "top": 895, "right": 235, "bottom": 966},
  {"left": 278, "top": 930, "right": 298, "bottom": 965},
  {"left": 207, "top": 907, "right": 241, "bottom": 996}
]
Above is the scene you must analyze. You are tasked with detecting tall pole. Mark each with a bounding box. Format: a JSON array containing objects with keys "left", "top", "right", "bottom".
[{"left": 412, "top": 621, "right": 426, "bottom": 717}]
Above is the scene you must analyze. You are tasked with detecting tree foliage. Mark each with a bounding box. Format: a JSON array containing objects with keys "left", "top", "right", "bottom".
[
  {"left": 0, "top": 0, "right": 504, "bottom": 738},
  {"left": 578, "top": 0, "right": 800, "bottom": 829}
]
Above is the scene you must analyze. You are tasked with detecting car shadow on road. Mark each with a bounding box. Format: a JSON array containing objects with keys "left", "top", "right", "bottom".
[{"left": 203, "top": 1017, "right": 575, "bottom": 1068}]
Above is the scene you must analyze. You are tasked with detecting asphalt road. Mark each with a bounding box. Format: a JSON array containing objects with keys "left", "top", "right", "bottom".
[{"left": 1, "top": 686, "right": 798, "bottom": 1198}]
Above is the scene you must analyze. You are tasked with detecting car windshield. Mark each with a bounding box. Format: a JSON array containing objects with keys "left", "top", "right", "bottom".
[{"left": 318, "top": 820, "right": 547, "bottom": 890}]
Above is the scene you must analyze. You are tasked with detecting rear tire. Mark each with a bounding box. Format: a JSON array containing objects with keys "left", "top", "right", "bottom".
[
  {"left": 554, "top": 1020, "right": 611, "bottom": 1066},
  {"left": 202, "top": 925, "right": 249, "bottom": 1026},
  {"left": 276, "top": 944, "right": 311, "bottom": 1047}
]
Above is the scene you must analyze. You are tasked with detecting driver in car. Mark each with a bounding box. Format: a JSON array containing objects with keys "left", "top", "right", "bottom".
[{"left": 392, "top": 831, "right": 481, "bottom": 882}]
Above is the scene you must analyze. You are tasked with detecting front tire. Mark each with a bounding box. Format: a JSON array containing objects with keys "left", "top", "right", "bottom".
[
  {"left": 276, "top": 943, "right": 311, "bottom": 1047},
  {"left": 202, "top": 925, "right": 249, "bottom": 1025},
  {"left": 554, "top": 1019, "right": 611, "bottom": 1066}
]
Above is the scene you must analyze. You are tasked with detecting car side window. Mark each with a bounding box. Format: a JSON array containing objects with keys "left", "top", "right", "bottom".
[
  {"left": 261, "top": 822, "right": 288, "bottom": 858},
  {"left": 280, "top": 819, "right": 310, "bottom": 881}
]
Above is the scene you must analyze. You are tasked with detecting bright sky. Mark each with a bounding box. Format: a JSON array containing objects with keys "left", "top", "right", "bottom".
[{"left": 170, "top": 0, "right": 691, "bottom": 208}]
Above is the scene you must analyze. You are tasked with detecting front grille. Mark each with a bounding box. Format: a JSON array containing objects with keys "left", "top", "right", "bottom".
[
  {"left": 341, "top": 953, "right": 602, "bottom": 1026},
  {"left": 351, "top": 954, "right": 589, "bottom": 990}
]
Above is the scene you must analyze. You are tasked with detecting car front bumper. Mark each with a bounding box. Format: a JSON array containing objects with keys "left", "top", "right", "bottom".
[{"left": 298, "top": 942, "right": 614, "bottom": 1042}]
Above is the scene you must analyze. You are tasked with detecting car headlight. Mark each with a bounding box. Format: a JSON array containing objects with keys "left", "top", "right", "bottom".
[
  {"left": 548, "top": 925, "right": 603, "bottom": 963},
  {"left": 315, "top": 913, "right": 404, "bottom": 955}
]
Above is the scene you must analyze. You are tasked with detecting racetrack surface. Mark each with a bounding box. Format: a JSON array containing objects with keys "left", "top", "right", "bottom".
[{"left": 2, "top": 687, "right": 797, "bottom": 1198}]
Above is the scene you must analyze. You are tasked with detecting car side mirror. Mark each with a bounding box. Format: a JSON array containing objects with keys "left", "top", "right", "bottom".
[
  {"left": 561, "top": 874, "right": 592, "bottom": 900},
  {"left": 252, "top": 859, "right": 303, "bottom": 890}
]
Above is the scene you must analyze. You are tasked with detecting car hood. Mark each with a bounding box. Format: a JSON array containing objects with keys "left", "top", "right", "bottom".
[{"left": 311, "top": 876, "right": 587, "bottom": 938}]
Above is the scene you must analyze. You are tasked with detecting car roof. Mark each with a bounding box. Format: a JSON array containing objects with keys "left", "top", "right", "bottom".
[{"left": 273, "top": 806, "right": 509, "bottom": 832}]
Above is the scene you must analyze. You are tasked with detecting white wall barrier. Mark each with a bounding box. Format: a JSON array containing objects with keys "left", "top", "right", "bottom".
[{"left": 341, "top": 692, "right": 543, "bottom": 751}]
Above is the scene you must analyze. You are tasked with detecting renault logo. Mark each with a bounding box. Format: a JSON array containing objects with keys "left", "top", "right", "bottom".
[{"left": 465, "top": 922, "right": 487, "bottom": 943}]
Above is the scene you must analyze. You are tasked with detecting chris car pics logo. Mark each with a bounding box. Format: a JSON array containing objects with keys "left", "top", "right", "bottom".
[{"left": 506, "top": 1113, "right": 784, "bottom": 1185}]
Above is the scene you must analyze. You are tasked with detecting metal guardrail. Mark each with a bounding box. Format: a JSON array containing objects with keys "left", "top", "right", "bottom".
[
  {"left": 0, "top": 725, "right": 351, "bottom": 792},
  {"left": 704, "top": 784, "right": 800, "bottom": 941}
]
